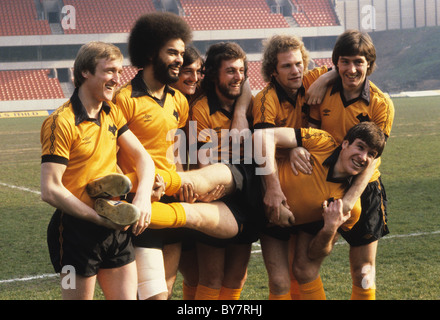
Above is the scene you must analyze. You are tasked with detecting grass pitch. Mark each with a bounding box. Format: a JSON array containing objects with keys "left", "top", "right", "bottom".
[{"left": 0, "top": 95, "right": 439, "bottom": 300}]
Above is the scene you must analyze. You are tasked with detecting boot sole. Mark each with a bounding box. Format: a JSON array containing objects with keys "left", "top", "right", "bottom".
[
  {"left": 95, "top": 198, "right": 140, "bottom": 226},
  {"left": 86, "top": 173, "right": 132, "bottom": 198}
]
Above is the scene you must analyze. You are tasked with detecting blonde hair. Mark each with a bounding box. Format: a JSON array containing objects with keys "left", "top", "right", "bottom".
[
  {"left": 261, "top": 35, "right": 310, "bottom": 82},
  {"left": 73, "top": 41, "right": 123, "bottom": 88}
]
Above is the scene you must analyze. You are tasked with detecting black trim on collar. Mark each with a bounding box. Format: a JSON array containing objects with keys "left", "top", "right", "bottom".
[
  {"left": 130, "top": 70, "right": 176, "bottom": 107},
  {"left": 322, "top": 146, "right": 353, "bottom": 186},
  {"left": 207, "top": 91, "right": 234, "bottom": 119},
  {"left": 330, "top": 76, "right": 370, "bottom": 108},
  {"left": 271, "top": 77, "right": 305, "bottom": 108},
  {"left": 71, "top": 88, "right": 111, "bottom": 126}
]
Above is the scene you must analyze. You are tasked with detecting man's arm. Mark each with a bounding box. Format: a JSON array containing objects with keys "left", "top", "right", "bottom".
[
  {"left": 253, "top": 127, "right": 298, "bottom": 226},
  {"left": 40, "top": 162, "right": 119, "bottom": 230},
  {"left": 307, "top": 199, "right": 350, "bottom": 260},
  {"left": 118, "top": 129, "right": 155, "bottom": 235},
  {"left": 230, "top": 79, "right": 252, "bottom": 136},
  {"left": 304, "top": 68, "right": 338, "bottom": 105}
]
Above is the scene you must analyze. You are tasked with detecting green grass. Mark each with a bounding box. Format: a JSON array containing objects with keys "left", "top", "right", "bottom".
[{"left": 0, "top": 96, "right": 439, "bottom": 300}]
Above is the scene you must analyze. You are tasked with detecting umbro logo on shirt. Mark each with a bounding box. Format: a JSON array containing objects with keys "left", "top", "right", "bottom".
[{"left": 323, "top": 109, "right": 331, "bottom": 116}]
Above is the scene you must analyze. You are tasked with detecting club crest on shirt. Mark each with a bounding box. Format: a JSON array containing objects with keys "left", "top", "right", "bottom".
[{"left": 108, "top": 124, "right": 117, "bottom": 136}]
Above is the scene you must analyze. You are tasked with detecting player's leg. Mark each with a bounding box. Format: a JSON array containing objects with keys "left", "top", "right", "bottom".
[
  {"left": 179, "top": 244, "right": 199, "bottom": 300},
  {"left": 260, "top": 233, "right": 291, "bottom": 300},
  {"left": 349, "top": 241, "right": 378, "bottom": 300},
  {"left": 135, "top": 246, "right": 168, "bottom": 300},
  {"left": 220, "top": 243, "right": 252, "bottom": 300},
  {"left": 341, "top": 178, "right": 387, "bottom": 300},
  {"left": 163, "top": 242, "right": 182, "bottom": 299},
  {"left": 195, "top": 243, "right": 226, "bottom": 300},
  {"left": 292, "top": 231, "right": 326, "bottom": 300},
  {"left": 181, "top": 202, "right": 239, "bottom": 239},
  {"left": 178, "top": 163, "right": 236, "bottom": 196},
  {"left": 97, "top": 261, "right": 137, "bottom": 300},
  {"left": 60, "top": 273, "right": 96, "bottom": 300}
]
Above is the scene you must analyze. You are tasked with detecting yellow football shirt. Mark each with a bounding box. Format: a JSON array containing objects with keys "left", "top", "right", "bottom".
[
  {"left": 277, "top": 127, "right": 361, "bottom": 230},
  {"left": 190, "top": 92, "right": 253, "bottom": 164},
  {"left": 252, "top": 66, "right": 328, "bottom": 129},
  {"left": 41, "top": 89, "right": 128, "bottom": 208},
  {"left": 113, "top": 71, "right": 189, "bottom": 174},
  {"left": 309, "top": 77, "right": 395, "bottom": 181}
]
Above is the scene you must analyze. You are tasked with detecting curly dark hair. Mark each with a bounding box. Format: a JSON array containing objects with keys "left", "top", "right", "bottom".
[
  {"left": 128, "top": 12, "right": 192, "bottom": 68},
  {"left": 201, "top": 42, "right": 248, "bottom": 94}
]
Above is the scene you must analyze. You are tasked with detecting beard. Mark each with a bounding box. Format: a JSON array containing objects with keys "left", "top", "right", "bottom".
[
  {"left": 216, "top": 81, "right": 243, "bottom": 100},
  {"left": 153, "top": 55, "right": 180, "bottom": 85}
]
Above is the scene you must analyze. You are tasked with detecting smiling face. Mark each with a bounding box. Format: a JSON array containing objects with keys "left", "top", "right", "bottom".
[
  {"left": 82, "top": 57, "right": 123, "bottom": 103},
  {"left": 337, "top": 138, "right": 378, "bottom": 177},
  {"left": 153, "top": 38, "right": 185, "bottom": 85},
  {"left": 173, "top": 60, "right": 202, "bottom": 95},
  {"left": 272, "top": 49, "right": 304, "bottom": 96},
  {"left": 215, "top": 58, "right": 245, "bottom": 102},
  {"left": 337, "top": 55, "right": 369, "bottom": 93}
]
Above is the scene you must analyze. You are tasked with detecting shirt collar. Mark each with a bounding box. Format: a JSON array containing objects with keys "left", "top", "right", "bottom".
[
  {"left": 130, "top": 70, "right": 176, "bottom": 99},
  {"left": 330, "top": 76, "right": 371, "bottom": 106},
  {"left": 206, "top": 90, "right": 235, "bottom": 119},
  {"left": 71, "top": 88, "right": 110, "bottom": 126},
  {"left": 322, "top": 146, "right": 353, "bottom": 186},
  {"left": 271, "top": 77, "right": 305, "bottom": 108}
]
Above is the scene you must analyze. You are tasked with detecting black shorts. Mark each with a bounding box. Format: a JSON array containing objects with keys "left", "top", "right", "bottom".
[
  {"left": 195, "top": 163, "right": 266, "bottom": 248},
  {"left": 47, "top": 210, "right": 135, "bottom": 277},
  {"left": 339, "top": 177, "right": 389, "bottom": 247}
]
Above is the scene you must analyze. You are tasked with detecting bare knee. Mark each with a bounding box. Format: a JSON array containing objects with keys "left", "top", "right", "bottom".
[{"left": 292, "top": 261, "right": 320, "bottom": 285}]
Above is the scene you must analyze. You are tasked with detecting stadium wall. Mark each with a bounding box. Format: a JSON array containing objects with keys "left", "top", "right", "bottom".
[{"left": 336, "top": 0, "right": 440, "bottom": 32}]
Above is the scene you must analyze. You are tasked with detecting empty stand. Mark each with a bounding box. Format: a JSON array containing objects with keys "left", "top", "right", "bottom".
[
  {"left": 0, "top": 70, "right": 64, "bottom": 101},
  {"left": 119, "top": 66, "right": 139, "bottom": 88},
  {"left": 247, "top": 61, "right": 266, "bottom": 92},
  {"left": 62, "top": 0, "right": 156, "bottom": 34},
  {"left": 292, "top": 0, "right": 339, "bottom": 27},
  {"left": 313, "top": 58, "right": 333, "bottom": 68},
  {"left": 0, "top": 0, "right": 51, "bottom": 36},
  {"left": 181, "top": 0, "right": 289, "bottom": 31}
]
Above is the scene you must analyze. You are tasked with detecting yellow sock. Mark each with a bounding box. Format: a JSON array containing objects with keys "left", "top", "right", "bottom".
[
  {"left": 125, "top": 169, "right": 182, "bottom": 196},
  {"left": 351, "top": 284, "right": 376, "bottom": 300},
  {"left": 290, "top": 278, "right": 301, "bottom": 300},
  {"left": 195, "top": 284, "right": 221, "bottom": 300},
  {"left": 299, "top": 276, "right": 326, "bottom": 300},
  {"left": 149, "top": 202, "right": 186, "bottom": 229},
  {"left": 218, "top": 287, "right": 242, "bottom": 300},
  {"left": 182, "top": 281, "right": 197, "bottom": 300},
  {"left": 269, "top": 292, "right": 291, "bottom": 300}
]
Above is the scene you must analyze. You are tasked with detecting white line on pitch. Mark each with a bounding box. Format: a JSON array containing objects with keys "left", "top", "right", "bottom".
[
  {"left": 250, "top": 230, "right": 440, "bottom": 254},
  {"left": 0, "top": 273, "right": 58, "bottom": 284},
  {"left": 1, "top": 234, "right": 439, "bottom": 284},
  {"left": 0, "top": 182, "right": 40, "bottom": 195}
]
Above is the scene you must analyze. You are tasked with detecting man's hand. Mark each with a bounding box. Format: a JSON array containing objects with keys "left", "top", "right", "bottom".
[
  {"left": 151, "top": 174, "right": 166, "bottom": 202},
  {"left": 263, "top": 182, "right": 293, "bottom": 226},
  {"left": 289, "top": 147, "right": 312, "bottom": 175},
  {"left": 322, "top": 199, "right": 351, "bottom": 233}
]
